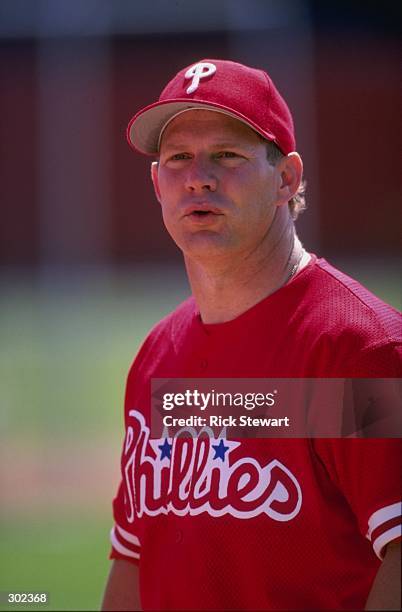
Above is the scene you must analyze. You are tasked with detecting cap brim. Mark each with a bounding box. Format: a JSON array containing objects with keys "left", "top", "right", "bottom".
[{"left": 127, "top": 99, "right": 277, "bottom": 155}]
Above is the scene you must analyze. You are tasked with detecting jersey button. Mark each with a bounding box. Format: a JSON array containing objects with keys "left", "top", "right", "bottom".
[
  {"left": 200, "top": 359, "right": 208, "bottom": 369},
  {"left": 175, "top": 529, "right": 183, "bottom": 543}
]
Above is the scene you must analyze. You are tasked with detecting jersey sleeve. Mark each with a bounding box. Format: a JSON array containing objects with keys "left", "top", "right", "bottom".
[
  {"left": 351, "top": 342, "right": 402, "bottom": 377},
  {"left": 110, "top": 480, "right": 141, "bottom": 564},
  {"left": 108, "top": 335, "right": 153, "bottom": 565},
  {"left": 312, "top": 438, "right": 402, "bottom": 559}
]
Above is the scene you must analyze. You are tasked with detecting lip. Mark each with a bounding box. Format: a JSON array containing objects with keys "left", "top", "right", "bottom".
[
  {"left": 182, "top": 203, "right": 224, "bottom": 218},
  {"left": 183, "top": 211, "right": 223, "bottom": 226}
]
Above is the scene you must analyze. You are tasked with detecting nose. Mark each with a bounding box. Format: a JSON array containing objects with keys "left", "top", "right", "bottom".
[{"left": 184, "top": 157, "right": 217, "bottom": 193}]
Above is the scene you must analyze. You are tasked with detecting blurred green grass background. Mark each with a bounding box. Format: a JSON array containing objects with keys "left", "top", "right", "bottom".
[
  {"left": 0, "top": 260, "right": 400, "bottom": 611},
  {"left": 0, "top": 265, "right": 189, "bottom": 612}
]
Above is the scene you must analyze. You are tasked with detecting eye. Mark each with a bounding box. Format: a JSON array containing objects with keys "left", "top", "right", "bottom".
[
  {"left": 215, "top": 151, "right": 238, "bottom": 159},
  {"left": 170, "top": 153, "right": 191, "bottom": 161},
  {"left": 214, "top": 151, "right": 247, "bottom": 166},
  {"left": 162, "top": 152, "right": 192, "bottom": 167}
]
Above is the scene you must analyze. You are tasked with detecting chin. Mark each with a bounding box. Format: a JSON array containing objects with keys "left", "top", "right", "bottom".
[{"left": 181, "top": 235, "right": 236, "bottom": 261}]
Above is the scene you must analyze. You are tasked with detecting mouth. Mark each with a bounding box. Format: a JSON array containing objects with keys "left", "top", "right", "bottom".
[
  {"left": 184, "top": 208, "right": 224, "bottom": 225},
  {"left": 183, "top": 204, "right": 224, "bottom": 219},
  {"left": 190, "top": 210, "right": 215, "bottom": 217}
]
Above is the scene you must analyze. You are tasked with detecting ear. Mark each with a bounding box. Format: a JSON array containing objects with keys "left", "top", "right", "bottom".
[
  {"left": 151, "top": 161, "right": 162, "bottom": 203},
  {"left": 276, "top": 152, "right": 303, "bottom": 206}
]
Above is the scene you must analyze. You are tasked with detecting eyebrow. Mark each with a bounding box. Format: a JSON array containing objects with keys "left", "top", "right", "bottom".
[
  {"left": 160, "top": 143, "right": 189, "bottom": 153},
  {"left": 161, "top": 141, "right": 256, "bottom": 153}
]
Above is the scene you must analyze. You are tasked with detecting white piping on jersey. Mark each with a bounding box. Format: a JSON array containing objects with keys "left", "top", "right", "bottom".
[
  {"left": 373, "top": 525, "right": 402, "bottom": 560},
  {"left": 116, "top": 524, "right": 140, "bottom": 547},
  {"left": 366, "top": 501, "right": 402, "bottom": 540},
  {"left": 110, "top": 526, "right": 140, "bottom": 559}
]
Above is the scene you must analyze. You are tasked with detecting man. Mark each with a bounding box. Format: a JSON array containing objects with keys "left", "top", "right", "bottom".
[{"left": 102, "top": 59, "right": 401, "bottom": 611}]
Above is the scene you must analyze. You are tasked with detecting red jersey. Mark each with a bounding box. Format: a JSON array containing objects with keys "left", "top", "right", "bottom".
[{"left": 110, "top": 256, "right": 402, "bottom": 610}]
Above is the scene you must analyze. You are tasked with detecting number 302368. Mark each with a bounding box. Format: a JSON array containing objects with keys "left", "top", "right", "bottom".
[{"left": 7, "top": 593, "right": 47, "bottom": 604}]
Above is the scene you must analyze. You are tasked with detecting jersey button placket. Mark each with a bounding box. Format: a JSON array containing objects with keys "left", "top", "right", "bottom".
[
  {"left": 200, "top": 358, "right": 208, "bottom": 370},
  {"left": 175, "top": 529, "right": 183, "bottom": 543}
]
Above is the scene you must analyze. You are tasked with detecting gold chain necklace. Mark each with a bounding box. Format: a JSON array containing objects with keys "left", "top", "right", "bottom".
[{"left": 287, "top": 244, "right": 305, "bottom": 282}]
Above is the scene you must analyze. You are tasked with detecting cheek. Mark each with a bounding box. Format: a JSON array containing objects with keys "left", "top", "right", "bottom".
[
  {"left": 156, "top": 187, "right": 180, "bottom": 236},
  {"left": 159, "top": 202, "right": 175, "bottom": 234},
  {"left": 235, "top": 175, "right": 274, "bottom": 216},
  {"left": 157, "top": 177, "right": 180, "bottom": 210},
  {"left": 158, "top": 168, "right": 180, "bottom": 190}
]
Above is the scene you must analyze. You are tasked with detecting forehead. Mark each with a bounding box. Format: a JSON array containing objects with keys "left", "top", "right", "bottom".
[{"left": 159, "top": 109, "right": 263, "bottom": 149}]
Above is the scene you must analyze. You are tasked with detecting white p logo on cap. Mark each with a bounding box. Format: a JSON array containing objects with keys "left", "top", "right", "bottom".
[{"left": 184, "top": 62, "right": 216, "bottom": 94}]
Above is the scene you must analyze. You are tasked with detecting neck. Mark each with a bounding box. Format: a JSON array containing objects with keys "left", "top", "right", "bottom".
[{"left": 185, "top": 207, "right": 304, "bottom": 324}]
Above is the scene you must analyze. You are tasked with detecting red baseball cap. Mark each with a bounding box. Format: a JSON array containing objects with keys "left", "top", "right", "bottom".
[{"left": 127, "top": 58, "right": 296, "bottom": 156}]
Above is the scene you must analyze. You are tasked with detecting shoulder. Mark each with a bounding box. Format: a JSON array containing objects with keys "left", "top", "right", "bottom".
[
  {"left": 292, "top": 257, "right": 402, "bottom": 376},
  {"left": 126, "top": 295, "right": 197, "bottom": 377},
  {"left": 306, "top": 258, "right": 401, "bottom": 342},
  {"left": 143, "top": 295, "right": 197, "bottom": 347}
]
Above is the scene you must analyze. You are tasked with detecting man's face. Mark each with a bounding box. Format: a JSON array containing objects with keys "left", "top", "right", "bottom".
[{"left": 152, "top": 109, "right": 282, "bottom": 263}]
